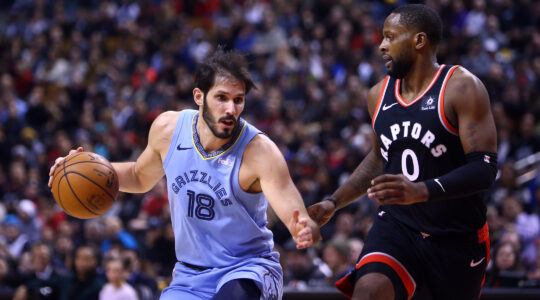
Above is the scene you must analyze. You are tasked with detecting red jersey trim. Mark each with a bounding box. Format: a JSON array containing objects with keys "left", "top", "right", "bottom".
[
  {"left": 371, "top": 76, "right": 390, "bottom": 129},
  {"left": 355, "top": 252, "right": 416, "bottom": 300},
  {"left": 395, "top": 65, "right": 445, "bottom": 107},
  {"left": 437, "top": 65, "right": 460, "bottom": 135},
  {"left": 478, "top": 222, "right": 490, "bottom": 297},
  {"left": 335, "top": 274, "right": 354, "bottom": 298}
]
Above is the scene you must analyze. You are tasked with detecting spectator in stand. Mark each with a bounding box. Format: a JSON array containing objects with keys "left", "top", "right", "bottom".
[
  {"left": 99, "top": 258, "right": 138, "bottom": 300},
  {"left": 522, "top": 247, "right": 540, "bottom": 288},
  {"left": 61, "top": 246, "right": 106, "bottom": 300},
  {"left": 144, "top": 219, "right": 175, "bottom": 278},
  {"left": 80, "top": 219, "right": 105, "bottom": 251},
  {"left": 121, "top": 249, "right": 157, "bottom": 300},
  {"left": 501, "top": 195, "right": 540, "bottom": 271},
  {"left": 13, "top": 243, "right": 66, "bottom": 300},
  {"left": 129, "top": 179, "right": 168, "bottom": 232},
  {"left": 16, "top": 199, "right": 41, "bottom": 244},
  {"left": 52, "top": 234, "right": 74, "bottom": 272},
  {"left": 101, "top": 216, "right": 137, "bottom": 255},
  {"left": 486, "top": 242, "right": 528, "bottom": 288},
  {"left": 322, "top": 240, "right": 353, "bottom": 285},
  {"left": 0, "top": 257, "right": 15, "bottom": 299},
  {"left": 490, "top": 162, "right": 531, "bottom": 207},
  {"left": 283, "top": 240, "right": 329, "bottom": 289},
  {"left": 0, "top": 215, "right": 29, "bottom": 260},
  {"left": 330, "top": 212, "right": 355, "bottom": 243},
  {"left": 347, "top": 238, "right": 364, "bottom": 267}
]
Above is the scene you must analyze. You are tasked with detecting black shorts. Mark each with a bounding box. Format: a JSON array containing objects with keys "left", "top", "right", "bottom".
[{"left": 335, "top": 210, "right": 490, "bottom": 300}]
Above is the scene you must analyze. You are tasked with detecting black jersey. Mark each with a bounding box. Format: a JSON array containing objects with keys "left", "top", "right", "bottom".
[{"left": 372, "top": 65, "right": 486, "bottom": 235}]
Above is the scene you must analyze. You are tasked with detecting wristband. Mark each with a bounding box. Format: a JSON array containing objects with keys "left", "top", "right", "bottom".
[{"left": 324, "top": 196, "right": 337, "bottom": 210}]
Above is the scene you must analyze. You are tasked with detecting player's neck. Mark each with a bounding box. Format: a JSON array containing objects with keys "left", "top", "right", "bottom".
[
  {"left": 400, "top": 59, "right": 439, "bottom": 102},
  {"left": 196, "top": 117, "right": 232, "bottom": 153}
]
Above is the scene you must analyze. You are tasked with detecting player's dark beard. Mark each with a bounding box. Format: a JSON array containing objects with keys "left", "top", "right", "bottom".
[
  {"left": 202, "top": 96, "right": 238, "bottom": 139},
  {"left": 388, "top": 49, "right": 413, "bottom": 79}
]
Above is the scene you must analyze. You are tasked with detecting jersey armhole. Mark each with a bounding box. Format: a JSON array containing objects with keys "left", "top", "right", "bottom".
[
  {"left": 438, "top": 66, "right": 460, "bottom": 135},
  {"left": 232, "top": 131, "right": 265, "bottom": 199},
  {"left": 371, "top": 76, "right": 390, "bottom": 129},
  {"left": 162, "top": 111, "right": 186, "bottom": 170}
]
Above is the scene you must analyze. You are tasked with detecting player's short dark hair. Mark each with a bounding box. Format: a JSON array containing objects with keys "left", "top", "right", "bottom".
[
  {"left": 392, "top": 4, "right": 443, "bottom": 46},
  {"left": 194, "top": 48, "right": 255, "bottom": 96}
]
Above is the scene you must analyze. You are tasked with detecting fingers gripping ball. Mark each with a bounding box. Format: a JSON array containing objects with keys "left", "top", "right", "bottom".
[{"left": 51, "top": 152, "right": 119, "bottom": 219}]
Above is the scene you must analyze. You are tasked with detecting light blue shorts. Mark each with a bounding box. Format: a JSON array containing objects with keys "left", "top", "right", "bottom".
[{"left": 159, "top": 254, "right": 283, "bottom": 300}]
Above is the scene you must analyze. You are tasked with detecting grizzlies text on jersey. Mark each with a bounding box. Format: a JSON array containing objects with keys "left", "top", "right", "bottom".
[{"left": 162, "top": 110, "right": 277, "bottom": 268}]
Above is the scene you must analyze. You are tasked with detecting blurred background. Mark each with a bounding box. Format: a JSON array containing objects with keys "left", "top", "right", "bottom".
[{"left": 0, "top": 0, "right": 538, "bottom": 299}]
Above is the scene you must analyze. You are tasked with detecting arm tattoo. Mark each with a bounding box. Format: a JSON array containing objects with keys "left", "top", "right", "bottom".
[
  {"left": 333, "top": 150, "right": 382, "bottom": 208},
  {"left": 465, "top": 122, "right": 478, "bottom": 152},
  {"left": 350, "top": 151, "right": 382, "bottom": 193}
]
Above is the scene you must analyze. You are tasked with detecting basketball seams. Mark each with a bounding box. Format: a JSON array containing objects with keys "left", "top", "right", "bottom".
[
  {"left": 65, "top": 171, "right": 116, "bottom": 202},
  {"left": 52, "top": 160, "right": 114, "bottom": 188},
  {"left": 64, "top": 172, "right": 101, "bottom": 216},
  {"left": 51, "top": 159, "right": 68, "bottom": 184},
  {"left": 62, "top": 160, "right": 115, "bottom": 171},
  {"left": 63, "top": 152, "right": 105, "bottom": 164},
  {"left": 50, "top": 152, "right": 117, "bottom": 219},
  {"left": 55, "top": 175, "right": 67, "bottom": 212}
]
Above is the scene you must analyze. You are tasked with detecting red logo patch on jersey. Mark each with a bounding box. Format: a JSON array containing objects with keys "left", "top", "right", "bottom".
[{"left": 484, "top": 155, "right": 490, "bottom": 163}]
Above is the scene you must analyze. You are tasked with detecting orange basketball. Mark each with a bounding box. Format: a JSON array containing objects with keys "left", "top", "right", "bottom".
[{"left": 51, "top": 152, "right": 119, "bottom": 219}]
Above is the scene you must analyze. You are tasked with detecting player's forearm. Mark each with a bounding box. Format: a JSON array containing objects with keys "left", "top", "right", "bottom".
[
  {"left": 279, "top": 198, "right": 309, "bottom": 233},
  {"left": 268, "top": 185, "right": 310, "bottom": 234},
  {"left": 331, "top": 149, "right": 382, "bottom": 210},
  {"left": 424, "top": 152, "right": 497, "bottom": 201},
  {"left": 112, "top": 162, "right": 154, "bottom": 193}
]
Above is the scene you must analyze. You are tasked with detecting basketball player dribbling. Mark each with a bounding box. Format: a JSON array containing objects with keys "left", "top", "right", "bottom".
[
  {"left": 308, "top": 4, "right": 498, "bottom": 300},
  {"left": 49, "top": 50, "right": 320, "bottom": 300}
]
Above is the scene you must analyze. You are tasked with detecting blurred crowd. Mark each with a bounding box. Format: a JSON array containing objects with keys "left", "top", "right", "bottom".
[{"left": 0, "top": 0, "right": 538, "bottom": 298}]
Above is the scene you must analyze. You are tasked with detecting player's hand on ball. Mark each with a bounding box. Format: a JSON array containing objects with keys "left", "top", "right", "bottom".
[
  {"left": 290, "top": 209, "right": 321, "bottom": 249},
  {"left": 48, "top": 147, "right": 84, "bottom": 187},
  {"left": 49, "top": 150, "right": 118, "bottom": 219},
  {"left": 367, "top": 174, "right": 429, "bottom": 205}
]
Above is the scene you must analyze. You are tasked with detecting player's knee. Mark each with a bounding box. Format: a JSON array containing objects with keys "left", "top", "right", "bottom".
[{"left": 352, "top": 273, "right": 395, "bottom": 300}]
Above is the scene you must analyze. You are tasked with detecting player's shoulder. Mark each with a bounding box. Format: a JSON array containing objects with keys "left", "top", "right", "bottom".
[
  {"left": 151, "top": 110, "right": 181, "bottom": 131},
  {"left": 148, "top": 111, "right": 182, "bottom": 146},
  {"left": 245, "top": 133, "right": 275, "bottom": 153},
  {"left": 446, "top": 66, "right": 486, "bottom": 96},
  {"left": 244, "top": 134, "right": 281, "bottom": 163},
  {"left": 368, "top": 77, "right": 389, "bottom": 99},
  {"left": 242, "top": 133, "right": 287, "bottom": 179},
  {"left": 367, "top": 76, "right": 390, "bottom": 116},
  {"left": 154, "top": 110, "right": 181, "bottom": 123}
]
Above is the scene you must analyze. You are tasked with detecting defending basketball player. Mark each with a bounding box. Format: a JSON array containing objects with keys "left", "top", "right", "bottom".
[
  {"left": 308, "top": 4, "right": 497, "bottom": 300},
  {"left": 49, "top": 50, "right": 320, "bottom": 300}
]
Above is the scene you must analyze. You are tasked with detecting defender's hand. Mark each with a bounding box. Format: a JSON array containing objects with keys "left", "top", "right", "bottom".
[
  {"left": 307, "top": 200, "right": 335, "bottom": 227},
  {"left": 290, "top": 209, "right": 321, "bottom": 249},
  {"left": 367, "top": 174, "right": 428, "bottom": 205},
  {"left": 48, "top": 147, "right": 84, "bottom": 187}
]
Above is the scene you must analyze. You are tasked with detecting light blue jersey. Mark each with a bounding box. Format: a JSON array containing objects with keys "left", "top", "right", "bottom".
[{"left": 162, "top": 109, "right": 278, "bottom": 268}]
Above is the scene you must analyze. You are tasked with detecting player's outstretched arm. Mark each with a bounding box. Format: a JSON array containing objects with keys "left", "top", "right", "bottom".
[
  {"left": 308, "top": 80, "right": 385, "bottom": 226},
  {"left": 48, "top": 112, "right": 175, "bottom": 193},
  {"left": 244, "top": 134, "right": 320, "bottom": 249},
  {"left": 309, "top": 147, "right": 383, "bottom": 227},
  {"left": 111, "top": 111, "right": 177, "bottom": 193}
]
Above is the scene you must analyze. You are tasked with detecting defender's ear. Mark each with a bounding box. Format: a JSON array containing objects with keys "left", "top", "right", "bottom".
[
  {"left": 414, "top": 32, "right": 428, "bottom": 50},
  {"left": 193, "top": 88, "right": 204, "bottom": 106}
]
